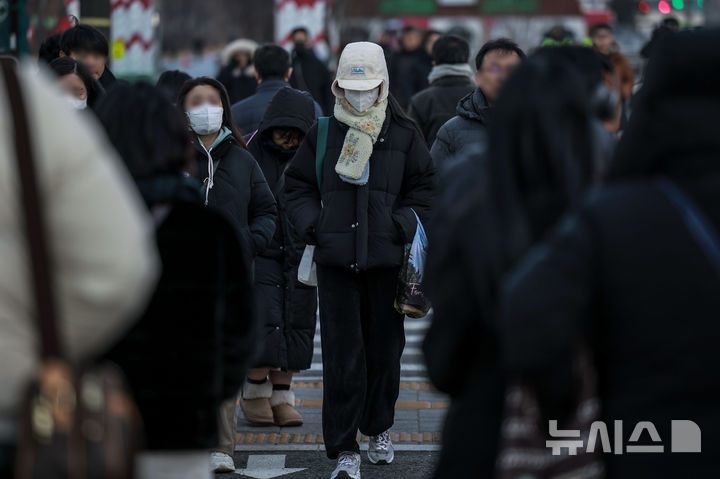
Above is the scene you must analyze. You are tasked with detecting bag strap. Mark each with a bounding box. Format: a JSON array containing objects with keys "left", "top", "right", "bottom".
[
  {"left": 316, "top": 117, "right": 329, "bottom": 190},
  {"left": 656, "top": 176, "right": 720, "bottom": 277},
  {"left": 1, "top": 60, "right": 63, "bottom": 360}
]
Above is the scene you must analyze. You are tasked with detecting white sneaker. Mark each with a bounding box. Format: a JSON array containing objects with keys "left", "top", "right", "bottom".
[
  {"left": 210, "top": 452, "right": 235, "bottom": 473},
  {"left": 368, "top": 430, "right": 394, "bottom": 465},
  {"left": 330, "top": 451, "right": 361, "bottom": 479}
]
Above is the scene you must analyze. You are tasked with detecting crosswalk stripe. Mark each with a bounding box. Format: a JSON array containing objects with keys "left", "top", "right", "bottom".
[{"left": 236, "top": 431, "right": 442, "bottom": 444}]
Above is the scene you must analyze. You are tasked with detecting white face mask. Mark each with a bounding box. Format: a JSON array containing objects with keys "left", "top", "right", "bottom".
[
  {"left": 187, "top": 104, "right": 224, "bottom": 135},
  {"left": 64, "top": 94, "right": 87, "bottom": 110},
  {"left": 344, "top": 87, "right": 380, "bottom": 112}
]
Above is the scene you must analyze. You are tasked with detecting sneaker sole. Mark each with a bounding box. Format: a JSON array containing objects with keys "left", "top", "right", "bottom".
[
  {"left": 367, "top": 451, "right": 394, "bottom": 465},
  {"left": 333, "top": 472, "right": 358, "bottom": 479}
]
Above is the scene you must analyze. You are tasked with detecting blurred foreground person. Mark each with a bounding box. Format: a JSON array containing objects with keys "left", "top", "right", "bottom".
[
  {"left": 97, "top": 83, "right": 257, "bottom": 479},
  {"left": 423, "top": 48, "right": 596, "bottom": 478},
  {"left": 48, "top": 56, "right": 98, "bottom": 110},
  {"left": 217, "top": 39, "right": 258, "bottom": 104},
  {"left": 501, "top": 28, "right": 720, "bottom": 479},
  {"left": 241, "top": 87, "right": 317, "bottom": 428},
  {"left": 0, "top": 63, "right": 158, "bottom": 476},
  {"left": 285, "top": 42, "right": 436, "bottom": 479},
  {"left": 178, "top": 77, "right": 276, "bottom": 473},
  {"left": 431, "top": 38, "right": 524, "bottom": 170},
  {"left": 408, "top": 35, "right": 475, "bottom": 146}
]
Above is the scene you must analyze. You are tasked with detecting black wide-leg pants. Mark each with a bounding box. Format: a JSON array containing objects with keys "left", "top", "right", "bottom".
[{"left": 317, "top": 265, "right": 406, "bottom": 459}]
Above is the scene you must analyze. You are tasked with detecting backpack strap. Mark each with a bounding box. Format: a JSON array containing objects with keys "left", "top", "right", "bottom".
[
  {"left": 316, "top": 117, "right": 329, "bottom": 190},
  {"left": 656, "top": 176, "right": 720, "bottom": 277},
  {"left": 1, "top": 60, "right": 63, "bottom": 359}
]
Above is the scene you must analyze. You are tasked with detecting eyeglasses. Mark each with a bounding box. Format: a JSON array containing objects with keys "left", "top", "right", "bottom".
[
  {"left": 481, "top": 65, "right": 516, "bottom": 75},
  {"left": 275, "top": 129, "right": 303, "bottom": 144}
]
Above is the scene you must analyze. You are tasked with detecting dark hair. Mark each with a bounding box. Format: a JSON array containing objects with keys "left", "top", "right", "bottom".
[
  {"left": 291, "top": 27, "right": 309, "bottom": 38},
  {"left": 432, "top": 35, "right": 470, "bottom": 65},
  {"left": 610, "top": 28, "right": 720, "bottom": 180},
  {"left": 60, "top": 24, "right": 109, "bottom": 57},
  {"left": 177, "top": 77, "right": 247, "bottom": 149},
  {"left": 253, "top": 44, "right": 291, "bottom": 81},
  {"left": 589, "top": 23, "right": 613, "bottom": 37},
  {"left": 48, "top": 56, "right": 99, "bottom": 108},
  {"left": 534, "top": 46, "right": 605, "bottom": 95},
  {"left": 38, "top": 33, "right": 62, "bottom": 64},
  {"left": 401, "top": 26, "right": 421, "bottom": 36},
  {"left": 423, "top": 29, "right": 443, "bottom": 46},
  {"left": 487, "top": 49, "right": 594, "bottom": 265},
  {"left": 95, "top": 82, "right": 192, "bottom": 178},
  {"left": 156, "top": 70, "right": 192, "bottom": 103},
  {"left": 475, "top": 38, "right": 526, "bottom": 71},
  {"left": 388, "top": 93, "right": 425, "bottom": 142},
  {"left": 662, "top": 17, "right": 680, "bottom": 29}
]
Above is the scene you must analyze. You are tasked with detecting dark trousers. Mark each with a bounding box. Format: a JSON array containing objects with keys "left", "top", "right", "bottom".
[{"left": 317, "top": 266, "right": 405, "bottom": 459}]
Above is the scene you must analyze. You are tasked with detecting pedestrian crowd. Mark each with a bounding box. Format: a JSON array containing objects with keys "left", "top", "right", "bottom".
[{"left": 0, "top": 16, "right": 719, "bottom": 479}]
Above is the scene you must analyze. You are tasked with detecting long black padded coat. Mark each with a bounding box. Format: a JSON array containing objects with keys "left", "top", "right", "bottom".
[
  {"left": 284, "top": 104, "right": 437, "bottom": 273},
  {"left": 192, "top": 133, "right": 277, "bottom": 263},
  {"left": 247, "top": 87, "right": 318, "bottom": 370}
]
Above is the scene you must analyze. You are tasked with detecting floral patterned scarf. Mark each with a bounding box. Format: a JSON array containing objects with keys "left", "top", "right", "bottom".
[{"left": 333, "top": 97, "right": 388, "bottom": 184}]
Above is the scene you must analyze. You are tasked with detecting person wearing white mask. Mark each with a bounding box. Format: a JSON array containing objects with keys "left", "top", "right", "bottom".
[
  {"left": 177, "top": 77, "right": 277, "bottom": 474},
  {"left": 48, "top": 57, "right": 98, "bottom": 110},
  {"left": 284, "top": 42, "right": 437, "bottom": 479}
]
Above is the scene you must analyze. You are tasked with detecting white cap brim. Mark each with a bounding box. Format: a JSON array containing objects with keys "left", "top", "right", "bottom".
[{"left": 337, "top": 78, "right": 383, "bottom": 91}]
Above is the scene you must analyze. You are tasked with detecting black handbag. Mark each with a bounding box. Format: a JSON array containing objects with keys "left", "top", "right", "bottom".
[{"left": 1, "top": 59, "right": 143, "bottom": 479}]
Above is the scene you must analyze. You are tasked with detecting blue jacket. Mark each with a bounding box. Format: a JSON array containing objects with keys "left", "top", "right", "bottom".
[{"left": 231, "top": 79, "right": 322, "bottom": 136}]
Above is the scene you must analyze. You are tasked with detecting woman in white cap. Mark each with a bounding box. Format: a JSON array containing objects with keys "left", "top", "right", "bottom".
[{"left": 285, "top": 41, "right": 436, "bottom": 479}]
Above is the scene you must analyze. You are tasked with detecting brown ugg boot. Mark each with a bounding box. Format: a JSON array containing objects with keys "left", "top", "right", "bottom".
[
  {"left": 270, "top": 390, "right": 303, "bottom": 427},
  {"left": 239, "top": 378, "right": 274, "bottom": 426}
]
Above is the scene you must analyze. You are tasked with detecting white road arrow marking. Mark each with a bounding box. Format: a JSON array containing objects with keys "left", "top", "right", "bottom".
[{"left": 235, "top": 455, "right": 306, "bottom": 479}]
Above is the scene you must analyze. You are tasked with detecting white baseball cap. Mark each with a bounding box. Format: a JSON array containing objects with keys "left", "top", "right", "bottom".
[{"left": 332, "top": 42, "right": 389, "bottom": 101}]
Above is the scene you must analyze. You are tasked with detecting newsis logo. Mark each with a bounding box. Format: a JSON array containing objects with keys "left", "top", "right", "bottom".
[{"left": 547, "top": 420, "right": 702, "bottom": 455}]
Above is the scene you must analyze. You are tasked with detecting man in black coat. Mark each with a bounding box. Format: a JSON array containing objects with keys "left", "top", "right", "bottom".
[
  {"left": 389, "top": 26, "right": 432, "bottom": 110},
  {"left": 289, "top": 27, "right": 334, "bottom": 115},
  {"left": 408, "top": 35, "right": 476, "bottom": 146},
  {"left": 232, "top": 44, "right": 323, "bottom": 136},
  {"left": 500, "top": 29, "right": 720, "bottom": 478},
  {"left": 59, "top": 24, "right": 126, "bottom": 93},
  {"left": 431, "top": 38, "right": 524, "bottom": 170},
  {"left": 241, "top": 87, "right": 318, "bottom": 428}
]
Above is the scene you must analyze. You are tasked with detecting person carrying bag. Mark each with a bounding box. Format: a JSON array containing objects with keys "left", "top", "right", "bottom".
[{"left": 2, "top": 59, "right": 143, "bottom": 479}]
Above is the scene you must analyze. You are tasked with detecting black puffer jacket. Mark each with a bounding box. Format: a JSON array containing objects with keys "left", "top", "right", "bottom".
[
  {"left": 106, "top": 177, "right": 257, "bottom": 450},
  {"left": 408, "top": 75, "right": 475, "bottom": 146},
  {"left": 192, "top": 133, "right": 277, "bottom": 261},
  {"left": 431, "top": 87, "right": 492, "bottom": 170},
  {"left": 284, "top": 105, "right": 436, "bottom": 272},
  {"left": 248, "top": 87, "right": 318, "bottom": 370},
  {"left": 389, "top": 48, "right": 432, "bottom": 109}
]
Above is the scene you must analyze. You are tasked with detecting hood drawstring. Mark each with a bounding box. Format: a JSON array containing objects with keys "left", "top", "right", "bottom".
[{"left": 202, "top": 143, "right": 214, "bottom": 206}]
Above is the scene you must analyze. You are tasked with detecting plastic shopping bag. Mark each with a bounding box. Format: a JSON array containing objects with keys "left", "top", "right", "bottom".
[
  {"left": 394, "top": 210, "right": 430, "bottom": 318},
  {"left": 298, "top": 245, "right": 317, "bottom": 286}
]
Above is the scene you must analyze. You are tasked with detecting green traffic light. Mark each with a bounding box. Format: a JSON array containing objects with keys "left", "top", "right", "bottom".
[{"left": 672, "top": 0, "right": 684, "bottom": 8}]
